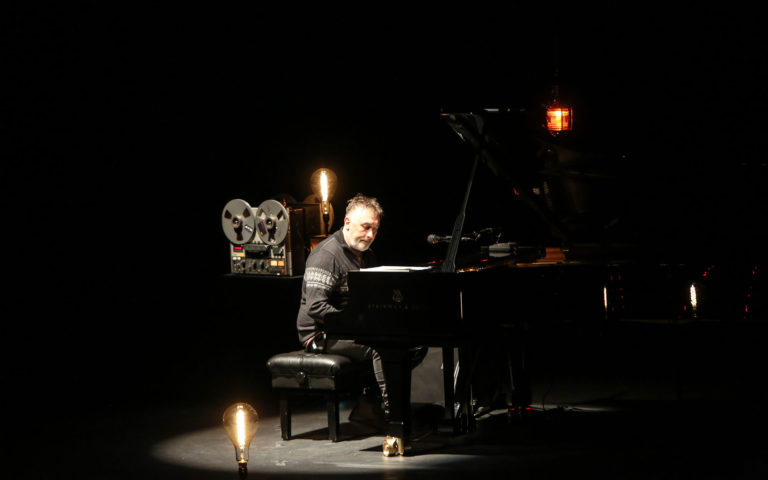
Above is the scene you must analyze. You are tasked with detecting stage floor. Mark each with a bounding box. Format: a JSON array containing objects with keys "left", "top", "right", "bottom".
[
  {"left": 40, "top": 364, "right": 768, "bottom": 480},
  {"left": 18, "top": 319, "right": 768, "bottom": 479}
]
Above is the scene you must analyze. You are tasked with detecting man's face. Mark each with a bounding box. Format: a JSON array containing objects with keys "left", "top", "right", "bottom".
[{"left": 343, "top": 207, "right": 380, "bottom": 252}]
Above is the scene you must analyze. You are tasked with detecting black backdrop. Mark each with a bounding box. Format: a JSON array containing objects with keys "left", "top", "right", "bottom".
[{"left": 7, "top": 5, "right": 768, "bottom": 413}]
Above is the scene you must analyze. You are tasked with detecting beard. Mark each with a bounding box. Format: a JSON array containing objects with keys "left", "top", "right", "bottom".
[{"left": 350, "top": 238, "right": 372, "bottom": 252}]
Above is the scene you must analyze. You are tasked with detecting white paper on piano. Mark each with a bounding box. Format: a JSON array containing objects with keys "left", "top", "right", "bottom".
[{"left": 359, "top": 265, "right": 432, "bottom": 272}]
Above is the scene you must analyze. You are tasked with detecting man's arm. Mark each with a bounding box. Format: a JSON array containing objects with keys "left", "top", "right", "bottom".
[
  {"left": 296, "top": 247, "right": 344, "bottom": 345},
  {"left": 303, "top": 265, "right": 341, "bottom": 323}
]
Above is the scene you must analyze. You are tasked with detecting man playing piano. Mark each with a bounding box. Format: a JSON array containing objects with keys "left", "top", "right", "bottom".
[{"left": 296, "top": 193, "right": 427, "bottom": 425}]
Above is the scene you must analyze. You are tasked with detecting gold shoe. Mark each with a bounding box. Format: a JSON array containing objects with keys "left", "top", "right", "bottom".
[{"left": 382, "top": 435, "right": 410, "bottom": 456}]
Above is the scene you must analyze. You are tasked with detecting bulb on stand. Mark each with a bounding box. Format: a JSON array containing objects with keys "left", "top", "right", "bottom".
[
  {"left": 310, "top": 168, "right": 337, "bottom": 235},
  {"left": 222, "top": 403, "right": 259, "bottom": 478},
  {"left": 320, "top": 170, "right": 329, "bottom": 205}
]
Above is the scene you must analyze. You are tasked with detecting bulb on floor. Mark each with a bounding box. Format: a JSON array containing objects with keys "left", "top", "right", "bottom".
[{"left": 222, "top": 402, "right": 259, "bottom": 478}]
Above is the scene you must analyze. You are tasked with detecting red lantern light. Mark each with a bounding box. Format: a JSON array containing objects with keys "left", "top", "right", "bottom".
[{"left": 546, "top": 106, "right": 573, "bottom": 132}]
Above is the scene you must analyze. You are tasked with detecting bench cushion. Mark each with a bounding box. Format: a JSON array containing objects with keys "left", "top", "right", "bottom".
[{"left": 267, "top": 351, "right": 360, "bottom": 391}]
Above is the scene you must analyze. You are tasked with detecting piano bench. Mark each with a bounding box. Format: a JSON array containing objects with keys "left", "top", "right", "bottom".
[{"left": 266, "top": 350, "right": 361, "bottom": 442}]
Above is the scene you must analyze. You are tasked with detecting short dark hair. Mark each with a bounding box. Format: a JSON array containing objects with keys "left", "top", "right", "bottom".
[{"left": 346, "top": 193, "right": 383, "bottom": 219}]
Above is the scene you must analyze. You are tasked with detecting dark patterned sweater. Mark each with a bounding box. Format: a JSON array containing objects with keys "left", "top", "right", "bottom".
[{"left": 295, "top": 228, "right": 377, "bottom": 345}]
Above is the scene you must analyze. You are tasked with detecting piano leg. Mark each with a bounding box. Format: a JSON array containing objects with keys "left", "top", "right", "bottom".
[
  {"left": 376, "top": 345, "right": 413, "bottom": 455},
  {"left": 506, "top": 332, "right": 532, "bottom": 409},
  {"left": 441, "top": 347, "right": 457, "bottom": 432},
  {"left": 372, "top": 343, "right": 481, "bottom": 455},
  {"left": 453, "top": 344, "right": 479, "bottom": 434}
]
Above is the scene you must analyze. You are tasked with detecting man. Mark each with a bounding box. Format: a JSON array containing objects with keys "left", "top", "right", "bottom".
[{"left": 296, "top": 193, "right": 425, "bottom": 421}]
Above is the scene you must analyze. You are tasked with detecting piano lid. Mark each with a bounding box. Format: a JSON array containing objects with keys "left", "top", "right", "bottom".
[{"left": 432, "top": 108, "right": 696, "bottom": 264}]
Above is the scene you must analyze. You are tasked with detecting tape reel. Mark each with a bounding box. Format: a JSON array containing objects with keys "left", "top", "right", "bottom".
[
  {"left": 255, "top": 199, "right": 290, "bottom": 245},
  {"left": 222, "top": 198, "right": 259, "bottom": 245}
]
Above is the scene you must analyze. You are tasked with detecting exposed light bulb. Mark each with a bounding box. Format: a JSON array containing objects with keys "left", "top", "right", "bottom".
[
  {"left": 690, "top": 283, "right": 698, "bottom": 318},
  {"left": 311, "top": 168, "right": 337, "bottom": 212},
  {"left": 222, "top": 403, "right": 259, "bottom": 478},
  {"left": 310, "top": 168, "right": 337, "bottom": 235},
  {"left": 320, "top": 170, "right": 329, "bottom": 203}
]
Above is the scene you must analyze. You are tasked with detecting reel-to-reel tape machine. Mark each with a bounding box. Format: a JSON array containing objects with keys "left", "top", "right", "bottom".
[{"left": 221, "top": 198, "right": 322, "bottom": 276}]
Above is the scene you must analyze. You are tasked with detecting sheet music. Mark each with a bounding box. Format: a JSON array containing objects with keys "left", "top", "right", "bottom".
[{"left": 359, "top": 266, "right": 432, "bottom": 272}]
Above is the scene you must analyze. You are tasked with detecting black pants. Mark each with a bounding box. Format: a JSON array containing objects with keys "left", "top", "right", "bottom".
[{"left": 318, "top": 338, "right": 428, "bottom": 409}]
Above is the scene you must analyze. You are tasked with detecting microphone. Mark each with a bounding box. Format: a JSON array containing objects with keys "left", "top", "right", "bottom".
[{"left": 427, "top": 234, "right": 473, "bottom": 245}]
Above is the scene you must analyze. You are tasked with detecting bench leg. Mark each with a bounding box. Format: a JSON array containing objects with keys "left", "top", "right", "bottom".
[
  {"left": 326, "top": 391, "right": 340, "bottom": 442},
  {"left": 280, "top": 394, "right": 291, "bottom": 440}
]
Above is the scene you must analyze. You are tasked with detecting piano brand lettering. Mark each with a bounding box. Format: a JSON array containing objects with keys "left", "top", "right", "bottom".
[
  {"left": 392, "top": 289, "right": 404, "bottom": 303},
  {"left": 367, "top": 302, "right": 410, "bottom": 311}
]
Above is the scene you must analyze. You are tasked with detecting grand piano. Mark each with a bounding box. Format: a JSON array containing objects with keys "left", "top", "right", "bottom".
[
  {"left": 323, "top": 108, "right": 756, "bottom": 455},
  {"left": 325, "top": 243, "right": 650, "bottom": 449}
]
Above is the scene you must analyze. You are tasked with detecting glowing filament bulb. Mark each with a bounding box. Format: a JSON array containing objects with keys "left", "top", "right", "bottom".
[
  {"left": 603, "top": 286, "right": 608, "bottom": 311},
  {"left": 236, "top": 409, "right": 246, "bottom": 447},
  {"left": 222, "top": 402, "right": 259, "bottom": 478},
  {"left": 309, "top": 167, "right": 337, "bottom": 226},
  {"left": 320, "top": 170, "right": 329, "bottom": 202},
  {"left": 690, "top": 284, "right": 697, "bottom": 308},
  {"left": 690, "top": 284, "right": 698, "bottom": 317}
]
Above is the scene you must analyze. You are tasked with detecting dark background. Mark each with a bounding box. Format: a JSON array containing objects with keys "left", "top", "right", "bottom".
[{"left": 6, "top": 5, "right": 768, "bottom": 416}]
